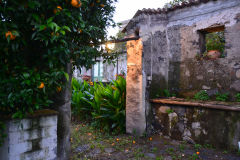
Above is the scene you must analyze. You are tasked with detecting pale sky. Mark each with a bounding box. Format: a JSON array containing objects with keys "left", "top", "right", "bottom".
[{"left": 108, "top": 0, "right": 171, "bottom": 37}]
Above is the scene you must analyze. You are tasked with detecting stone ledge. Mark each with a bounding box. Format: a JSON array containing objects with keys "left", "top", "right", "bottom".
[
  {"left": 150, "top": 98, "right": 240, "bottom": 112},
  {"left": 0, "top": 109, "right": 58, "bottom": 120}
]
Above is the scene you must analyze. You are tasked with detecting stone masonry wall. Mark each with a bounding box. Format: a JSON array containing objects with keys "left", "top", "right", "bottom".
[
  {"left": 152, "top": 103, "right": 240, "bottom": 151},
  {"left": 0, "top": 114, "right": 57, "bottom": 160},
  {"left": 124, "top": 0, "right": 240, "bottom": 134}
]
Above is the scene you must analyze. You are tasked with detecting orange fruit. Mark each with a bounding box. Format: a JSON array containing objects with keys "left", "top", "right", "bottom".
[
  {"left": 57, "top": 86, "right": 62, "bottom": 92},
  {"left": 71, "top": 0, "right": 81, "bottom": 8},
  {"left": 100, "top": 4, "right": 104, "bottom": 7},
  {"left": 54, "top": 6, "right": 62, "bottom": 14},
  {"left": 196, "top": 152, "right": 200, "bottom": 155},
  {"left": 96, "top": 0, "right": 100, "bottom": 3},
  {"left": 132, "top": 140, "right": 136, "bottom": 144},
  {"left": 5, "top": 31, "right": 16, "bottom": 40},
  {"left": 57, "top": 6, "right": 62, "bottom": 10},
  {"left": 78, "top": 29, "right": 82, "bottom": 33},
  {"left": 149, "top": 137, "right": 152, "bottom": 141},
  {"left": 38, "top": 82, "right": 45, "bottom": 89}
]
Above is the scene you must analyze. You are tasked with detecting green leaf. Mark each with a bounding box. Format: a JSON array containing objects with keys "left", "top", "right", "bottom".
[
  {"left": 23, "top": 73, "right": 30, "bottom": 78},
  {"left": 39, "top": 25, "right": 46, "bottom": 31},
  {"left": 63, "top": 26, "right": 71, "bottom": 32},
  {"left": 47, "top": 17, "right": 54, "bottom": 24},
  {"left": 60, "top": 30, "right": 65, "bottom": 35},
  {"left": 64, "top": 72, "right": 69, "bottom": 82}
]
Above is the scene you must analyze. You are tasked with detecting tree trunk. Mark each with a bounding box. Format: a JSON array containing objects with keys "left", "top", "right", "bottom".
[{"left": 53, "top": 63, "right": 72, "bottom": 160}]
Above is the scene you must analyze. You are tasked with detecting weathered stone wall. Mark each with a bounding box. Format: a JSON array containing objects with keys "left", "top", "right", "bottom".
[
  {"left": 152, "top": 103, "right": 240, "bottom": 151},
  {"left": 166, "top": 0, "right": 240, "bottom": 96},
  {"left": 103, "top": 54, "right": 127, "bottom": 81},
  {"left": 0, "top": 114, "right": 58, "bottom": 160},
  {"left": 124, "top": 0, "right": 240, "bottom": 134}
]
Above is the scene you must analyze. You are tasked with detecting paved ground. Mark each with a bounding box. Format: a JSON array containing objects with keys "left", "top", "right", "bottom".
[{"left": 70, "top": 122, "right": 240, "bottom": 160}]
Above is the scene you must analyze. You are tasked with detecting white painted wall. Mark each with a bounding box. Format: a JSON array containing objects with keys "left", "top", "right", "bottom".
[{"left": 0, "top": 114, "right": 58, "bottom": 160}]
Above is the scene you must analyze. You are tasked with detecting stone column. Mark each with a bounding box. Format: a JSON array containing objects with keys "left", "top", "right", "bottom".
[{"left": 126, "top": 39, "right": 146, "bottom": 135}]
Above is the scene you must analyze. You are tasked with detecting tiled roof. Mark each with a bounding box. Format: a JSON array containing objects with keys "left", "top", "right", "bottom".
[{"left": 132, "top": 0, "right": 218, "bottom": 18}]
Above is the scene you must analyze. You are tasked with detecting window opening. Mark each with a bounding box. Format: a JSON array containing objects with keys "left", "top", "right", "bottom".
[{"left": 198, "top": 26, "right": 225, "bottom": 60}]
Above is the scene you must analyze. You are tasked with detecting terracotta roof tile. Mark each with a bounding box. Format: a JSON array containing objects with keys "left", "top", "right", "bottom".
[{"left": 132, "top": 0, "right": 219, "bottom": 18}]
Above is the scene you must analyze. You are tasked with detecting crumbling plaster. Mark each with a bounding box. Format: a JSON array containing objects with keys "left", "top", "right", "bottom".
[{"left": 124, "top": 0, "right": 240, "bottom": 134}]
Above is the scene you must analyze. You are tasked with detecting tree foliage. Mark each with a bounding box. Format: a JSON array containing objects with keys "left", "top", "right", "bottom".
[
  {"left": 164, "top": 0, "right": 189, "bottom": 8},
  {"left": 0, "top": 0, "right": 117, "bottom": 118}
]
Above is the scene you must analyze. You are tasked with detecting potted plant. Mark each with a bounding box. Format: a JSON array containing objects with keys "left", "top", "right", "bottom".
[{"left": 205, "top": 32, "right": 225, "bottom": 59}]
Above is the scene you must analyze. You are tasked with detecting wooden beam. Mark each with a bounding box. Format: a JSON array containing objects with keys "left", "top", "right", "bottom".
[
  {"left": 105, "top": 36, "right": 140, "bottom": 44},
  {"left": 200, "top": 26, "right": 225, "bottom": 33},
  {"left": 89, "top": 36, "right": 140, "bottom": 46},
  {"left": 150, "top": 98, "right": 240, "bottom": 112}
]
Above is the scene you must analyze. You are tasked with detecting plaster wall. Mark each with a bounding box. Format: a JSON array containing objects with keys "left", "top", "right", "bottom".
[{"left": 0, "top": 114, "right": 57, "bottom": 160}]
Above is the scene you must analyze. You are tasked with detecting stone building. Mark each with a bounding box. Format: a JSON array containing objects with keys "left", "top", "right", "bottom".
[
  {"left": 73, "top": 20, "right": 129, "bottom": 82},
  {"left": 124, "top": 0, "right": 240, "bottom": 150},
  {"left": 73, "top": 54, "right": 127, "bottom": 82}
]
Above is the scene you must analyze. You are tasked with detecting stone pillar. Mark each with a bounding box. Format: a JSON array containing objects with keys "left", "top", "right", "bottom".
[{"left": 126, "top": 39, "right": 146, "bottom": 135}]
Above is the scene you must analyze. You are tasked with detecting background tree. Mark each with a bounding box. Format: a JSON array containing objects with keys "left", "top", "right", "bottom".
[
  {"left": 0, "top": 0, "right": 117, "bottom": 159},
  {"left": 164, "top": 0, "right": 189, "bottom": 8}
]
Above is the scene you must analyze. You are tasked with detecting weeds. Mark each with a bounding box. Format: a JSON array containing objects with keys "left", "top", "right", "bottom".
[
  {"left": 216, "top": 92, "right": 229, "bottom": 101},
  {"left": 166, "top": 109, "right": 174, "bottom": 114},
  {"left": 194, "top": 90, "right": 209, "bottom": 101},
  {"left": 194, "top": 144, "right": 202, "bottom": 150},
  {"left": 235, "top": 93, "right": 240, "bottom": 102}
]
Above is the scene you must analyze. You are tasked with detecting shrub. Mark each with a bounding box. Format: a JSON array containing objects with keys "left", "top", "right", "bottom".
[
  {"left": 71, "top": 78, "right": 95, "bottom": 120},
  {"left": 235, "top": 93, "right": 240, "bottom": 102},
  {"left": 71, "top": 77, "right": 126, "bottom": 133},
  {"left": 206, "top": 32, "right": 225, "bottom": 53},
  {"left": 194, "top": 90, "right": 209, "bottom": 101},
  {"left": 215, "top": 92, "right": 229, "bottom": 102}
]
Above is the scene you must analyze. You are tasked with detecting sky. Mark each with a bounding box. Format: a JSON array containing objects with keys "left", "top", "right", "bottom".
[{"left": 107, "top": 0, "right": 171, "bottom": 37}]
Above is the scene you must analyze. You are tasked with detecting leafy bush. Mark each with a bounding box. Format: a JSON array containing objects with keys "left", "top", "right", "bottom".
[
  {"left": 235, "top": 93, "right": 240, "bottom": 102},
  {"left": 71, "top": 78, "right": 95, "bottom": 120},
  {"left": 215, "top": 92, "right": 229, "bottom": 102},
  {"left": 194, "top": 90, "right": 209, "bottom": 101},
  {"left": 206, "top": 32, "right": 225, "bottom": 53},
  {"left": 71, "top": 77, "right": 126, "bottom": 133}
]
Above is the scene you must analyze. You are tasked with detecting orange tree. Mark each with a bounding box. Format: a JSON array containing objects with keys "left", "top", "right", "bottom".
[
  {"left": 0, "top": 0, "right": 117, "bottom": 145},
  {"left": 0, "top": 0, "right": 117, "bottom": 117}
]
